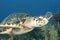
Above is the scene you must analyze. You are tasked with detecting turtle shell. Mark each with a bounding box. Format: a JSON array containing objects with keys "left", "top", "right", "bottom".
[{"left": 1, "top": 13, "right": 31, "bottom": 24}]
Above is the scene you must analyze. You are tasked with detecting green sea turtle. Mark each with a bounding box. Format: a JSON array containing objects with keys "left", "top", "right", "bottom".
[{"left": 0, "top": 12, "right": 53, "bottom": 35}]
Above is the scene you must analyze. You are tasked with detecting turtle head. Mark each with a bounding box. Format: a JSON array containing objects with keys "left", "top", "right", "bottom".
[
  {"left": 31, "top": 16, "right": 48, "bottom": 27},
  {"left": 31, "top": 12, "right": 53, "bottom": 27}
]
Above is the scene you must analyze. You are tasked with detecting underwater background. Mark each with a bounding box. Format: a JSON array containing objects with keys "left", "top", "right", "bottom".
[
  {"left": 0, "top": 0, "right": 60, "bottom": 22},
  {"left": 0, "top": 0, "right": 60, "bottom": 40}
]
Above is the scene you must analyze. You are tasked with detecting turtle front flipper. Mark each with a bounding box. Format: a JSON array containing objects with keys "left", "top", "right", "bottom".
[
  {"left": 12, "top": 27, "right": 34, "bottom": 35},
  {"left": 0, "top": 28, "right": 12, "bottom": 34}
]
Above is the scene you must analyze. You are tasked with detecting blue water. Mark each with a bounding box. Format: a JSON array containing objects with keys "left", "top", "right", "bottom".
[{"left": 0, "top": 0, "right": 60, "bottom": 22}]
